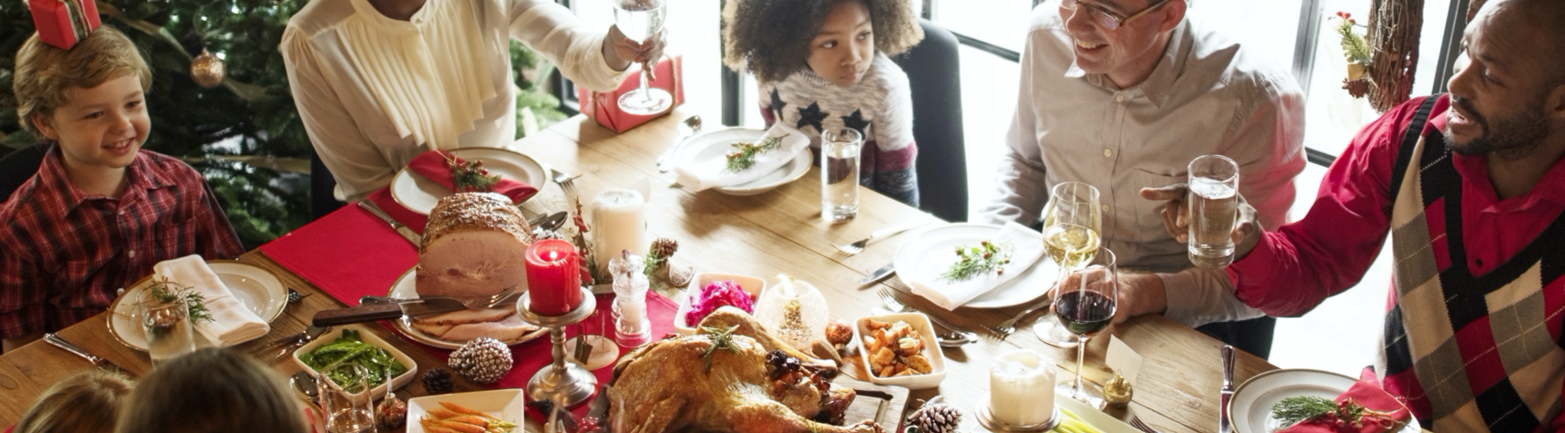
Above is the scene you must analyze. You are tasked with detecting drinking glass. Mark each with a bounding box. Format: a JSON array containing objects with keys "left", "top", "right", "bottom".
[
  {"left": 139, "top": 291, "right": 195, "bottom": 365},
  {"left": 1033, "top": 182, "right": 1102, "bottom": 348},
  {"left": 821, "top": 128, "right": 862, "bottom": 223},
  {"left": 1187, "top": 155, "right": 1240, "bottom": 268},
  {"left": 613, "top": 0, "right": 672, "bottom": 115},
  {"left": 319, "top": 363, "right": 377, "bottom": 433},
  {"left": 1053, "top": 248, "right": 1118, "bottom": 407}
]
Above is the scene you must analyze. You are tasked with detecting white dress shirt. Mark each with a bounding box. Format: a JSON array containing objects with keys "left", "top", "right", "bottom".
[
  {"left": 282, "top": 0, "right": 627, "bottom": 201},
  {"left": 982, "top": 7, "right": 1306, "bottom": 326}
]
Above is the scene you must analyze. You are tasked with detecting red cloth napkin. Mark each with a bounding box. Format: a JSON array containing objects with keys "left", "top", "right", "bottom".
[
  {"left": 408, "top": 150, "right": 539, "bottom": 205},
  {"left": 366, "top": 187, "right": 428, "bottom": 235},
  {"left": 259, "top": 200, "right": 418, "bottom": 305},
  {"left": 1279, "top": 369, "right": 1411, "bottom": 433}
]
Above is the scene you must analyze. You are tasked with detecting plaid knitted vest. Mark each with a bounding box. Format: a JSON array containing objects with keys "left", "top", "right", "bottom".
[{"left": 1379, "top": 96, "right": 1565, "bottom": 432}]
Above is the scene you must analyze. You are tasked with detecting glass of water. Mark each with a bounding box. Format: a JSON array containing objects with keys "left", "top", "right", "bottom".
[
  {"left": 821, "top": 128, "right": 862, "bottom": 223},
  {"left": 139, "top": 289, "right": 195, "bottom": 365},
  {"left": 319, "top": 363, "right": 377, "bottom": 433},
  {"left": 1187, "top": 155, "right": 1240, "bottom": 268}
]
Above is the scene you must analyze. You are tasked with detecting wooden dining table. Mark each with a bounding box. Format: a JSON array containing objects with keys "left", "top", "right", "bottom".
[{"left": 0, "top": 109, "right": 1276, "bottom": 433}]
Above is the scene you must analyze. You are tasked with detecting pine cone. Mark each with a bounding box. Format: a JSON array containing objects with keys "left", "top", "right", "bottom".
[
  {"left": 906, "top": 400, "right": 962, "bottom": 433},
  {"left": 1343, "top": 78, "right": 1371, "bottom": 98},
  {"left": 650, "top": 238, "right": 678, "bottom": 259},
  {"left": 422, "top": 368, "right": 454, "bottom": 394},
  {"left": 449, "top": 338, "right": 513, "bottom": 385}
]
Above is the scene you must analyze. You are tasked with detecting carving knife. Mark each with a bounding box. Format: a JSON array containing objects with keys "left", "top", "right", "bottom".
[
  {"left": 312, "top": 292, "right": 523, "bottom": 326},
  {"left": 357, "top": 200, "right": 420, "bottom": 245},
  {"left": 1220, "top": 344, "right": 1235, "bottom": 433}
]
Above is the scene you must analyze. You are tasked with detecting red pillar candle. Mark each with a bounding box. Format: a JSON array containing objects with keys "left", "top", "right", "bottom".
[{"left": 525, "top": 239, "right": 582, "bottom": 315}]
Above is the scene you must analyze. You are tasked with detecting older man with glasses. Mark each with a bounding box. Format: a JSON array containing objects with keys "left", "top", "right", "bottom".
[{"left": 982, "top": 0, "right": 1305, "bottom": 356}]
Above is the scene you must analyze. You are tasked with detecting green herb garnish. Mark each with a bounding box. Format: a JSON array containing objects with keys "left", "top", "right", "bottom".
[
  {"left": 700, "top": 325, "right": 742, "bottom": 372},
  {"left": 938, "top": 240, "right": 1012, "bottom": 282},
  {"left": 1272, "top": 396, "right": 1401, "bottom": 430},
  {"left": 146, "top": 278, "right": 213, "bottom": 323},
  {"left": 724, "top": 134, "right": 789, "bottom": 173}
]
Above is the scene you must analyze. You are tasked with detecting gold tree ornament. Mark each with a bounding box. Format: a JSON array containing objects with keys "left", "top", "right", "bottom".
[{"left": 190, "top": 49, "right": 226, "bottom": 88}]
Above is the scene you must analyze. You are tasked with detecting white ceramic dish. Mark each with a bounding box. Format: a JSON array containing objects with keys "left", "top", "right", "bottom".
[
  {"left": 406, "top": 389, "right": 527, "bottom": 433},
  {"left": 678, "top": 127, "right": 812, "bottom": 196},
  {"left": 292, "top": 324, "right": 418, "bottom": 404},
  {"left": 386, "top": 268, "right": 546, "bottom": 349},
  {"left": 390, "top": 147, "right": 546, "bottom": 214},
  {"left": 1230, "top": 369, "right": 1421, "bottom": 433},
  {"left": 107, "top": 260, "right": 287, "bottom": 351},
  {"left": 853, "top": 312, "right": 946, "bottom": 389},
  {"left": 1055, "top": 396, "right": 1138, "bottom": 433},
  {"left": 893, "top": 223, "right": 1059, "bottom": 308},
  {"left": 673, "top": 273, "right": 768, "bottom": 334}
]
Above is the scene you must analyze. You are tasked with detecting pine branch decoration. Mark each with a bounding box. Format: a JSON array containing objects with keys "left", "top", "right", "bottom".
[
  {"left": 449, "top": 158, "right": 500, "bottom": 192},
  {"left": 724, "top": 134, "right": 790, "bottom": 173},
  {"left": 1272, "top": 396, "right": 1401, "bottom": 429},
  {"left": 145, "top": 278, "right": 214, "bottom": 324},
  {"left": 1334, "top": 13, "right": 1373, "bottom": 66}
]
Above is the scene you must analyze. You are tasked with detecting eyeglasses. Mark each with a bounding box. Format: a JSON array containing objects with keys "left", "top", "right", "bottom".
[{"left": 1060, "top": 0, "right": 1173, "bottom": 30}]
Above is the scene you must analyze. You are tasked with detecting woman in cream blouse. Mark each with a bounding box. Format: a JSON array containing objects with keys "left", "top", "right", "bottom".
[{"left": 282, "top": 0, "right": 662, "bottom": 202}]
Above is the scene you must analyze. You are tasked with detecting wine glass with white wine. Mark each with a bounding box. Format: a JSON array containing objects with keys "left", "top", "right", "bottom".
[
  {"left": 1033, "top": 181, "right": 1102, "bottom": 348},
  {"left": 613, "top": 0, "right": 672, "bottom": 115}
]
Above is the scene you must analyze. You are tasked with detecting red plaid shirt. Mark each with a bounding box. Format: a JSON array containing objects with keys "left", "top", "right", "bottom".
[{"left": 0, "top": 147, "right": 242, "bottom": 338}]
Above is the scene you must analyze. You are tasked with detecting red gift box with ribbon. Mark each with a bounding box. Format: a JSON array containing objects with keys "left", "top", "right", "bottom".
[
  {"left": 28, "top": 0, "right": 101, "bottom": 50},
  {"left": 578, "top": 55, "right": 685, "bottom": 133}
]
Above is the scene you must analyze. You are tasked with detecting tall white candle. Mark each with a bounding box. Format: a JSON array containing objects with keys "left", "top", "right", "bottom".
[
  {"left": 591, "top": 188, "right": 648, "bottom": 274},
  {"left": 990, "top": 349, "right": 1056, "bottom": 425}
]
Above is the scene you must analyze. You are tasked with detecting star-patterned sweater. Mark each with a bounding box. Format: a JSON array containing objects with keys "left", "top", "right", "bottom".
[{"left": 758, "top": 53, "right": 919, "bottom": 206}]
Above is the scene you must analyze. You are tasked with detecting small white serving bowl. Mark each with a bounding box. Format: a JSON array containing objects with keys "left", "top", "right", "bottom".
[
  {"left": 855, "top": 312, "right": 947, "bottom": 389},
  {"left": 292, "top": 324, "right": 418, "bottom": 403},
  {"left": 674, "top": 273, "right": 767, "bottom": 334}
]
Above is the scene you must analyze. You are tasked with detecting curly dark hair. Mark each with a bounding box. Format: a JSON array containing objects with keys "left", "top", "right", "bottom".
[{"left": 723, "top": 0, "right": 923, "bottom": 83}]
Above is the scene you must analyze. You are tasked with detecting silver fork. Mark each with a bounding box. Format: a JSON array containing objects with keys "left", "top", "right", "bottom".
[
  {"left": 551, "top": 168, "right": 582, "bottom": 206},
  {"left": 990, "top": 298, "right": 1053, "bottom": 337},
  {"left": 1129, "top": 416, "right": 1164, "bottom": 433},
  {"left": 835, "top": 221, "right": 928, "bottom": 255}
]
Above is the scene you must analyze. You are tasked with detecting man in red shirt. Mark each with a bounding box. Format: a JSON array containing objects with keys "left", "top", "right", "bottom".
[
  {"left": 1130, "top": 0, "right": 1565, "bottom": 430},
  {"left": 2, "top": 27, "right": 243, "bottom": 351}
]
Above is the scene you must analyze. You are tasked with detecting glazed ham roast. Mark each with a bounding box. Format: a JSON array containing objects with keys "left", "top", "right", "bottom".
[
  {"left": 606, "top": 308, "right": 882, "bottom": 433},
  {"left": 411, "top": 193, "right": 538, "bottom": 341}
]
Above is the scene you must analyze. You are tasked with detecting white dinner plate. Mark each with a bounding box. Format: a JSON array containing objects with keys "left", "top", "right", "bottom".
[
  {"left": 390, "top": 147, "right": 546, "bottom": 214},
  {"left": 1230, "top": 369, "right": 1421, "bottom": 433},
  {"left": 387, "top": 268, "right": 547, "bottom": 349},
  {"left": 678, "top": 127, "right": 812, "bottom": 196},
  {"left": 894, "top": 223, "right": 1059, "bottom": 308},
  {"left": 406, "top": 389, "right": 526, "bottom": 433},
  {"left": 108, "top": 260, "right": 286, "bottom": 351}
]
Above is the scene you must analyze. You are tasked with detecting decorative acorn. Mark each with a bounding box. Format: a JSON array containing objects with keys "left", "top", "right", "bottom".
[
  {"left": 449, "top": 338, "right": 513, "bottom": 385},
  {"left": 375, "top": 385, "right": 407, "bottom": 429},
  {"left": 905, "top": 396, "right": 963, "bottom": 433},
  {"left": 190, "top": 49, "right": 226, "bottom": 88}
]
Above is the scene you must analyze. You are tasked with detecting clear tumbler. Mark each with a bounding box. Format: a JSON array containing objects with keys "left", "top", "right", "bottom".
[
  {"left": 1187, "top": 155, "right": 1241, "bottom": 268},
  {"left": 821, "top": 128, "right": 862, "bottom": 223}
]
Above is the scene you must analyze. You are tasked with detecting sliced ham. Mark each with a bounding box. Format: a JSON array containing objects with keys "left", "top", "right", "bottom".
[
  {"left": 410, "top": 307, "right": 515, "bottom": 326},
  {"left": 416, "top": 193, "right": 534, "bottom": 299},
  {"left": 412, "top": 312, "right": 537, "bottom": 342}
]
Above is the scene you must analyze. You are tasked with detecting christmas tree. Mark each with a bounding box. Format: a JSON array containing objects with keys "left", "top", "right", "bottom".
[{"left": 0, "top": 0, "right": 566, "bottom": 247}]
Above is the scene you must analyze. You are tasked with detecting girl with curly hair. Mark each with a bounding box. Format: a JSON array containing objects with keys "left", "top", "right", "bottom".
[{"left": 723, "top": 0, "right": 924, "bottom": 206}]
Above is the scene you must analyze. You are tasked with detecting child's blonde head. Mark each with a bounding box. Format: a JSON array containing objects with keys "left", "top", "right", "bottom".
[
  {"left": 115, "top": 348, "right": 309, "bottom": 433},
  {"left": 723, "top": 0, "right": 922, "bottom": 82},
  {"left": 12, "top": 25, "right": 151, "bottom": 137},
  {"left": 14, "top": 369, "right": 135, "bottom": 433}
]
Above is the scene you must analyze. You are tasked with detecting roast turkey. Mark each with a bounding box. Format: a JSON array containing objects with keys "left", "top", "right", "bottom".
[
  {"left": 416, "top": 192, "right": 534, "bottom": 299},
  {"left": 605, "top": 308, "right": 882, "bottom": 433}
]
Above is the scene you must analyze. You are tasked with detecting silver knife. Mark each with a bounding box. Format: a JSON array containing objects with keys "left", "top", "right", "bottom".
[
  {"left": 44, "top": 333, "right": 132, "bottom": 376},
  {"left": 858, "top": 263, "right": 896, "bottom": 286},
  {"left": 357, "top": 200, "right": 421, "bottom": 245},
  {"left": 1220, "top": 344, "right": 1235, "bottom": 433}
]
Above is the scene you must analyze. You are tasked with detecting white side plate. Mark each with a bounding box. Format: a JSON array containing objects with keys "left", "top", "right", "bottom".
[
  {"left": 108, "top": 260, "right": 286, "bottom": 351},
  {"left": 390, "top": 147, "right": 546, "bottom": 214},
  {"left": 1230, "top": 368, "right": 1421, "bottom": 433},
  {"left": 679, "top": 128, "right": 813, "bottom": 196}
]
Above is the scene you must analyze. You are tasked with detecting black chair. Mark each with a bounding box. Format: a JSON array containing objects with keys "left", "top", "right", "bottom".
[
  {"left": 310, "top": 151, "right": 344, "bottom": 220},
  {"left": 891, "top": 19, "right": 967, "bottom": 223},
  {"left": 0, "top": 143, "right": 49, "bottom": 203},
  {"left": 1197, "top": 316, "right": 1277, "bottom": 360}
]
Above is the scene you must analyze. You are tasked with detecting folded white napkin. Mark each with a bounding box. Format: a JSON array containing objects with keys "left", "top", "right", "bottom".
[
  {"left": 911, "top": 223, "right": 1046, "bottom": 310},
  {"left": 675, "top": 122, "right": 811, "bottom": 191},
  {"left": 153, "top": 255, "right": 269, "bottom": 347}
]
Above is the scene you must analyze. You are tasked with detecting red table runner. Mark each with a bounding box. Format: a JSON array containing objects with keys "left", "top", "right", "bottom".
[{"left": 259, "top": 195, "right": 679, "bottom": 422}]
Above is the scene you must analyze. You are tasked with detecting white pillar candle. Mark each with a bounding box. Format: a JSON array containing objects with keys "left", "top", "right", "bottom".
[
  {"left": 591, "top": 188, "right": 648, "bottom": 274},
  {"left": 990, "top": 349, "right": 1056, "bottom": 425}
]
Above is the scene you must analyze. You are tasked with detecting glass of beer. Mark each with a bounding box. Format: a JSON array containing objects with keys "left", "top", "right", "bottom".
[{"left": 1187, "top": 155, "right": 1240, "bottom": 268}]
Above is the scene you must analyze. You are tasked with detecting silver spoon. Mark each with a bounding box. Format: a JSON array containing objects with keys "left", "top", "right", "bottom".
[
  {"left": 290, "top": 370, "right": 319, "bottom": 404},
  {"left": 656, "top": 115, "right": 703, "bottom": 172}
]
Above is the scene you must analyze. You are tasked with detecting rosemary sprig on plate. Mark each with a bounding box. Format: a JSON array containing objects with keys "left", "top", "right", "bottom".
[
  {"left": 939, "top": 241, "right": 1012, "bottom": 282},
  {"left": 724, "top": 133, "right": 789, "bottom": 173},
  {"left": 1272, "top": 396, "right": 1401, "bottom": 430},
  {"left": 147, "top": 278, "right": 213, "bottom": 323}
]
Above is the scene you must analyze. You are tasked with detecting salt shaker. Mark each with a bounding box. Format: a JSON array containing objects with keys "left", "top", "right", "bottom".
[{"left": 609, "top": 250, "right": 650, "bottom": 347}]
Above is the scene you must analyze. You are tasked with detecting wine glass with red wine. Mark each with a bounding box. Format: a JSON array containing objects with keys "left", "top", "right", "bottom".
[{"left": 1053, "top": 247, "right": 1118, "bottom": 406}]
